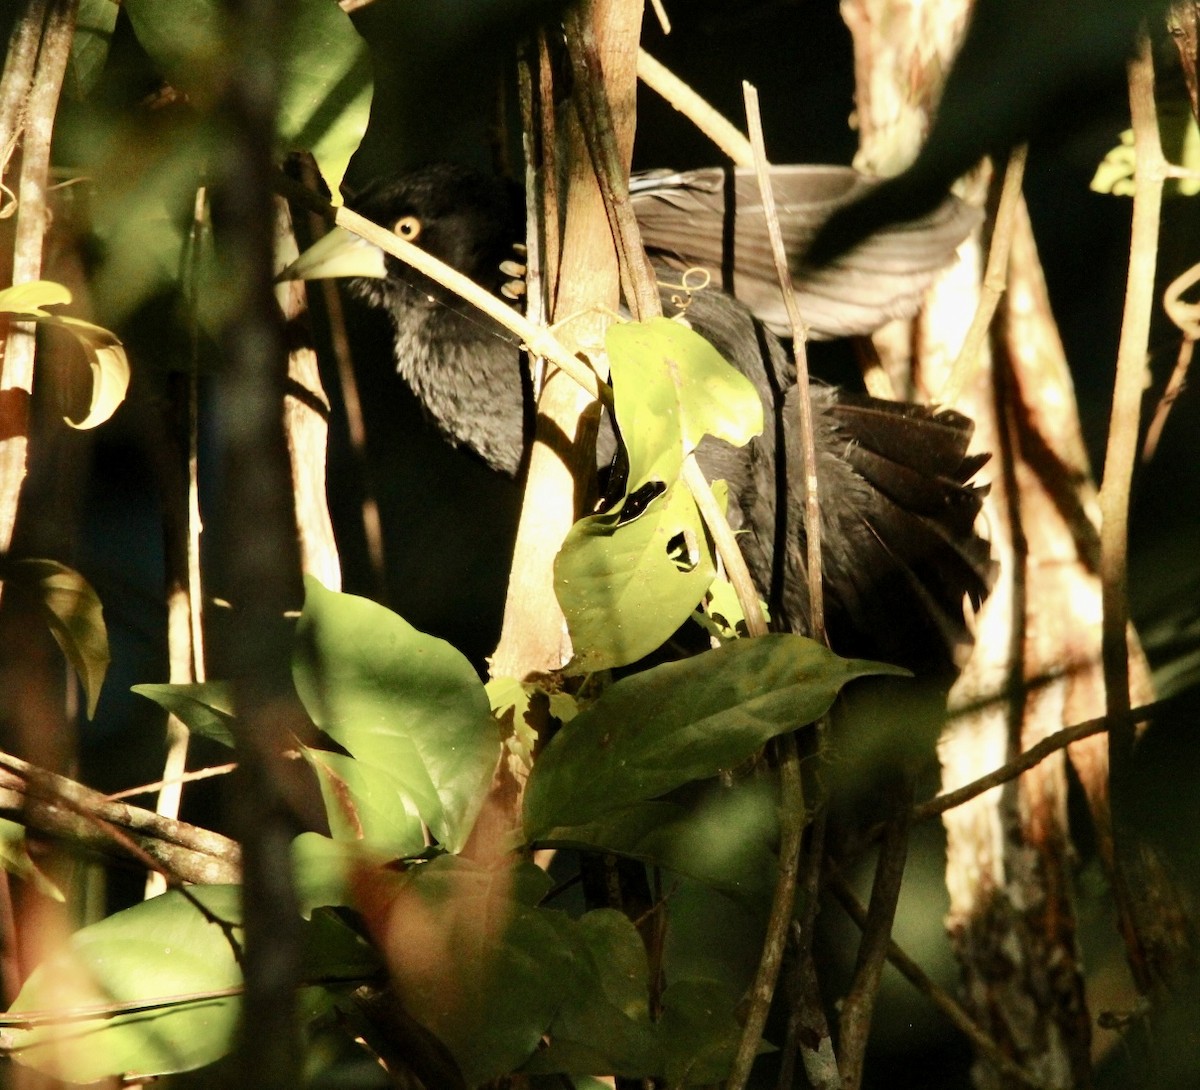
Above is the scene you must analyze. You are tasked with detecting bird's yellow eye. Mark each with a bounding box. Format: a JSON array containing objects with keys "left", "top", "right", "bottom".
[{"left": 394, "top": 215, "right": 422, "bottom": 241}]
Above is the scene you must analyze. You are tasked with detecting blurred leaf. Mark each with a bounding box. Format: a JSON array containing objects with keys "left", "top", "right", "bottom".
[
  {"left": 5, "top": 887, "right": 379, "bottom": 1083},
  {"left": 5, "top": 886, "right": 245, "bottom": 1082},
  {"left": 357, "top": 856, "right": 568, "bottom": 1085},
  {"left": 276, "top": 0, "right": 373, "bottom": 200},
  {"left": 657, "top": 977, "right": 764, "bottom": 1085},
  {"left": 291, "top": 831, "right": 392, "bottom": 916},
  {"left": 524, "top": 634, "right": 905, "bottom": 840},
  {"left": 556, "top": 480, "right": 715, "bottom": 673},
  {"left": 293, "top": 577, "right": 497, "bottom": 854},
  {"left": 12, "top": 559, "right": 109, "bottom": 718},
  {"left": 1091, "top": 102, "right": 1200, "bottom": 197},
  {"left": 124, "top": 0, "right": 371, "bottom": 198},
  {"left": 535, "top": 778, "right": 781, "bottom": 903},
  {"left": 65, "top": 0, "right": 120, "bottom": 100},
  {"left": 0, "top": 818, "right": 64, "bottom": 901},
  {"left": 131, "top": 681, "right": 236, "bottom": 747}
]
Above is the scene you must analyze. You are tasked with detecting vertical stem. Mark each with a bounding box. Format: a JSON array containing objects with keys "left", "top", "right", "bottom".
[{"left": 1098, "top": 30, "right": 1165, "bottom": 996}]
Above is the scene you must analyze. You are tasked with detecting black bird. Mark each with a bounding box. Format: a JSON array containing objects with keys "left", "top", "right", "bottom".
[{"left": 285, "top": 163, "right": 991, "bottom": 671}]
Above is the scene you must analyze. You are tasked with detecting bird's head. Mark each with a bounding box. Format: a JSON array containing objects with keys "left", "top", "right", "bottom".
[{"left": 282, "top": 163, "right": 524, "bottom": 319}]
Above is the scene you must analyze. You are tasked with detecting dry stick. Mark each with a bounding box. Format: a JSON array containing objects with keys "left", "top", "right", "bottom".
[
  {"left": 1142, "top": 259, "right": 1200, "bottom": 461},
  {"left": 108, "top": 762, "right": 238, "bottom": 802},
  {"left": 636, "top": 49, "right": 754, "bottom": 167},
  {"left": 1099, "top": 31, "right": 1165, "bottom": 998},
  {"left": 146, "top": 186, "right": 212, "bottom": 901},
  {"left": 939, "top": 144, "right": 1028, "bottom": 407},
  {"left": 724, "top": 84, "right": 814, "bottom": 1090},
  {"left": 826, "top": 867, "right": 1048, "bottom": 1090},
  {"left": 0, "top": 750, "right": 240, "bottom": 882},
  {"left": 646, "top": 0, "right": 670, "bottom": 35}
]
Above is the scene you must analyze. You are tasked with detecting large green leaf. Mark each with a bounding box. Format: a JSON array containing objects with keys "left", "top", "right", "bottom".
[
  {"left": 556, "top": 480, "right": 715, "bottom": 673},
  {"left": 124, "top": 0, "right": 372, "bottom": 199},
  {"left": 293, "top": 577, "right": 497, "bottom": 853},
  {"left": 5, "top": 886, "right": 245, "bottom": 1082},
  {"left": 524, "top": 634, "right": 906, "bottom": 839},
  {"left": 302, "top": 748, "right": 427, "bottom": 857}
]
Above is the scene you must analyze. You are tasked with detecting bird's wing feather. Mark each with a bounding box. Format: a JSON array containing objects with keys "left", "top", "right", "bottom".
[{"left": 632, "top": 165, "right": 981, "bottom": 339}]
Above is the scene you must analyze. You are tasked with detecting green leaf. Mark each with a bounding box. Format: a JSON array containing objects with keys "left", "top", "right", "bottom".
[
  {"left": 374, "top": 856, "right": 570, "bottom": 1085},
  {"left": 535, "top": 778, "right": 781, "bottom": 903},
  {"left": 606, "top": 317, "right": 763, "bottom": 492},
  {"left": 124, "top": 0, "right": 372, "bottom": 199},
  {"left": 524, "top": 634, "right": 906, "bottom": 840},
  {"left": 65, "top": 0, "right": 120, "bottom": 100},
  {"left": 657, "top": 978, "right": 762, "bottom": 1085},
  {"left": 293, "top": 577, "right": 497, "bottom": 853},
  {"left": 131, "top": 681, "right": 236, "bottom": 747},
  {"left": 556, "top": 480, "right": 716, "bottom": 672},
  {"left": 275, "top": 0, "right": 374, "bottom": 201},
  {"left": 521, "top": 909, "right": 660, "bottom": 1077},
  {"left": 12, "top": 560, "right": 109, "bottom": 718},
  {"left": 302, "top": 748, "right": 427, "bottom": 857},
  {"left": 0, "top": 818, "right": 64, "bottom": 901},
  {"left": 4, "top": 886, "right": 245, "bottom": 1082}
]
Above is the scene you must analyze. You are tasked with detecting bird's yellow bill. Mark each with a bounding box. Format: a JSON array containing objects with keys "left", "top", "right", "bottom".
[{"left": 277, "top": 226, "right": 387, "bottom": 282}]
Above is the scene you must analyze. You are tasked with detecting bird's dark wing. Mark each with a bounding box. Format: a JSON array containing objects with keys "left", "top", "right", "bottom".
[
  {"left": 632, "top": 165, "right": 981, "bottom": 339},
  {"left": 677, "top": 279, "right": 992, "bottom": 672}
]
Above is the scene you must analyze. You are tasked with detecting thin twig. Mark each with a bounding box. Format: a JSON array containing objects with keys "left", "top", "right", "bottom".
[
  {"left": 1142, "top": 259, "right": 1200, "bottom": 461},
  {"left": 743, "top": 80, "right": 824, "bottom": 645},
  {"left": 1098, "top": 30, "right": 1166, "bottom": 997},
  {"left": 636, "top": 49, "right": 753, "bottom": 166},
  {"left": 726, "top": 733, "right": 805, "bottom": 1090},
  {"left": 940, "top": 144, "right": 1028, "bottom": 407},
  {"left": 914, "top": 698, "right": 1170, "bottom": 823},
  {"left": 826, "top": 867, "right": 1048, "bottom": 1090},
  {"left": 836, "top": 780, "right": 913, "bottom": 1090}
]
